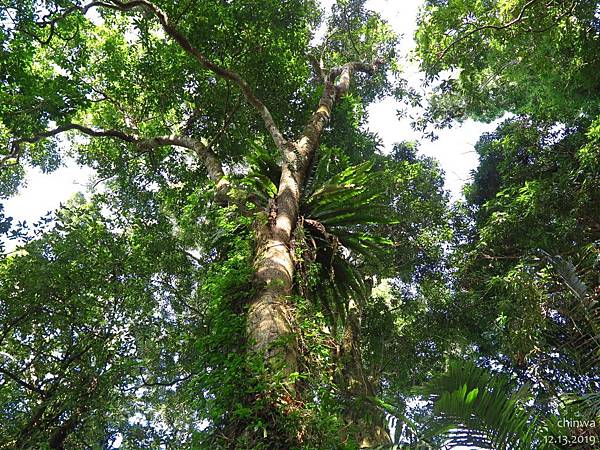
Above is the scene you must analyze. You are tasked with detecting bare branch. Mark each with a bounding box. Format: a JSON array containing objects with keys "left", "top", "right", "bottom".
[{"left": 2, "top": 124, "right": 226, "bottom": 184}]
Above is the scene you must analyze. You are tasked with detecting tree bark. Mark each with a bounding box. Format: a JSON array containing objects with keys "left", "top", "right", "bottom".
[
  {"left": 247, "top": 80, "right": 339, "bottom": 373},
  {"left": 339, "top": 299, "right": 391, "bottom": 448}
]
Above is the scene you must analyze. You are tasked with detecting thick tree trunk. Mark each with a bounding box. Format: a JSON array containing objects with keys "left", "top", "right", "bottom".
[
  {"left": 247, "top": 82, "right": 339, "bottom": 372},
  {"left": 242, "top": 61, "right": 381, "bottom": 446},
  {"left": 248, "top": 223, "right": 298, "bottom": 374}
]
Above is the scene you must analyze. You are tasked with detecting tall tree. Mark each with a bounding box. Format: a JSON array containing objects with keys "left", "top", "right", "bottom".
[
  {"left": 0, "top": 1, "right": 453, "bottom": 448},
  {"left": 415, "top": 1, "right": 600, "bottom": 443}
]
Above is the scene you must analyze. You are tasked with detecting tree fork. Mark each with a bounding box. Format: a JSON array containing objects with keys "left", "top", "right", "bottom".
[{"left": 246, "top": 61, "right": 383, "bottom": 429}]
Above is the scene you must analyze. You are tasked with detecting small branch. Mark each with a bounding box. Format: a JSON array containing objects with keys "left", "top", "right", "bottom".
[
  {"left": 481, "top": 253, "right": 522, "bottom": 260},
  {"left": 206, "top": 101, "right": 241, "bottom": 150},
  {"left": 35, "top": 1, "right": 109, "bottom": 27},
  {"left": 138, "top": 367, "right": 192, "bottom": 388},
  {"left": 437, "top": 0, "right": 541, "bottom": 60},
  {"left": 181, "top": 105, "right": 204, "bottom": 135},
  {"left": 1, "top": 124, "right": 134, "bottom": 170},
  {"left": 341, "top": 3, "right": 362, "bottom": 59},
  {"left": 2, "top": 124, "right": 135, "bottom": 170},
  {"left": 525, "top": 0, "right": 578, "bottom": 34}
]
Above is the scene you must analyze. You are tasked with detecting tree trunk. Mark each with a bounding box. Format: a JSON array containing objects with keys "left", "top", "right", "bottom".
[
  {"left": 248, "top": 223, "right": 298, "bottom": 374},
  {"left": 339, "top": 299, "right": 391, "bottom": 447},
  {"left": 247, "top": 81, "right": 338, "bottom": 373},
  {"left": 243, "top": 63, "right": 380, "bottom": 446}
]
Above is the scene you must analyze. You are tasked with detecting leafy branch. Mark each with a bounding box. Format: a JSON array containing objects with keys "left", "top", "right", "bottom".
[
  {"left": 34, "top": 0, "right": 290, "bottom": 152},
  {"left": 437, "top": 0, "right": 577, "bottom": 60}
]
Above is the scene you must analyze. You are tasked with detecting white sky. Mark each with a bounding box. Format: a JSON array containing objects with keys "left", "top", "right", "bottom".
[{"left": 3, "top": 0, "right": 496, "bottom": 233}]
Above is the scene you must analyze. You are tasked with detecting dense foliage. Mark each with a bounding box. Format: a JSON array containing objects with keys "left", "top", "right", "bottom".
[
  {"left": 0, "top": 0, "right": 598, "bottom": 448},
  {"left": 413, "top": 0, "right": 600, "bottom": 448}
]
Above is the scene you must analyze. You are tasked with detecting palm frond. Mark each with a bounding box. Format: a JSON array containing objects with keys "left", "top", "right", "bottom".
[
  {"left": 418, "top": 361, "right": 540, "bottom": 450},
  {"left": 538, "top": 247, "right": 600, "bottom": 371},
  {"left": 239, "top": 143, "right": 281, "bottom": 207},
  {"left": 333, "top": 230, "right": 393, "bottom": 256},
  {"left": 538, "top": 249, "right": 588, "bottom": 300},
  {"left": 561, "top": 391, "right": 600, "bottom": 420},
  {"left": 239, "top": 173, "right": 278, "bottom": 206}
]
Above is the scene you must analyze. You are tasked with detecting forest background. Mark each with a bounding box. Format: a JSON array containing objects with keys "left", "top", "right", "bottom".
[{"left": 0, "top": 0, "right": 599, "bottom": 449}]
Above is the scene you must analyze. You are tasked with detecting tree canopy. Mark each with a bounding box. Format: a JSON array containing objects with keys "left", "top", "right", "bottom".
[{"left": 1, "top": 0, "right": 599, "bottom": 448}]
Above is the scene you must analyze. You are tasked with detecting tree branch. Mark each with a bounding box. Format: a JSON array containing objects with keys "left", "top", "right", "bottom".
[
  {"left": 294, "top": 58, "right": 382, "bottom": 159},
  {"left": 38, "top": 0, "right": 288, "bottom": 152},
  {"left": 330, "top": 60, "right": 382, "bottom": 97},
  {"left": 308, "top": 54, "right": 326, "bottom": 82},
  {"left": 437, "top": 0, "right": 541, "bottom": 60},
  {"left": 0, "top": 366, "right": 47, "bottom": 397},
  {"left": 137, "top": 367, "right": 192, "bottom": 388},
  {"left": 3, "top": 123, "right": 226, "bottom": 185},
  {"left": 206, "top": 100, "right": 241, "bottom": 151}
]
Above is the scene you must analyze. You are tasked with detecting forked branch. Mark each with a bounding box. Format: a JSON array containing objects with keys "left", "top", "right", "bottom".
[
  {"left": 330, "top": 60, "right": 382, "bottom": 96},
  {"left": 36, "top": 0, "right": 288, "bottom": 152}
]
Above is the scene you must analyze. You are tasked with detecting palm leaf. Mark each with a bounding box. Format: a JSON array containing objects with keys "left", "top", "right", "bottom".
[
  {"left": 418, "top": 361, "right": 541, "bottom": 450},
  {"left": 333, "top": 230, "right": 393, "bottom": 256},
  {"left": 239, "top": 173, "right": 278, "bottom": 206},
  {"left": 538, "top": 247, "right": 600, "bottom": 370},
  {"left": 538, "top": 249, "right": 588, "bottom": 300},
  {"left": 561, "top": 391, "right": 600, "bottom": 420}
]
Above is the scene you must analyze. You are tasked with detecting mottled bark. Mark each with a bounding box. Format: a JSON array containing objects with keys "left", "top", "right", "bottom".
[{"left": 247, "top": 61, "right": 381, "bottom": 383}]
